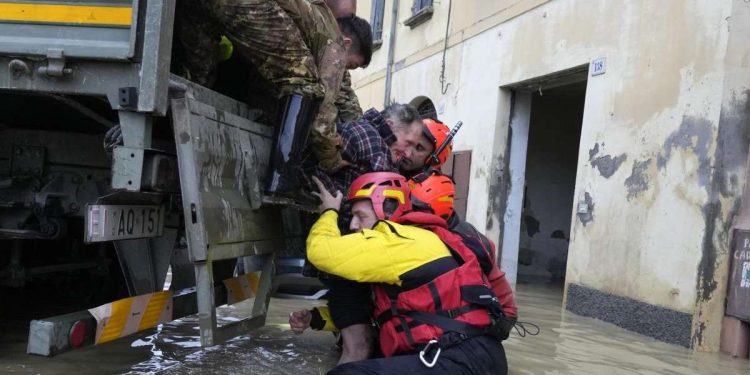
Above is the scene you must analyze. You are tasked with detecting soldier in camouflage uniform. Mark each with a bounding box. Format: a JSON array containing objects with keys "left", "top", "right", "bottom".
[
  {"left": 175, "top": 0, "right": 371, "bottom": 194},
  {"left": 335, "top": 71, "right": 363, "bottom": 124}
]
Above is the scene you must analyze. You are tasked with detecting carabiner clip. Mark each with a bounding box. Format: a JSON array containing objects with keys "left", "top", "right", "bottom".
[{"left": 419, "top": 339, "right": 442, "bottom": 368}]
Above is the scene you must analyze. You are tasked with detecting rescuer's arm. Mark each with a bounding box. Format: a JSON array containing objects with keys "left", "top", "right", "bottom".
[
  {"left": 306, "top": 210, "right": 402, "bottom": 284},
  {"left": 289, "top": 307, "right": 338, "bottom": 333},
  {"left": 310, "top": 306, "right": 337, "bottom": 332},
  {"left": 484, "top": 239, "right": 518, "bottom": 318},
  {"left": 488, "top": 266, "right": 518, "bottom": 319},
  {"left": 306, "top": 176, "right": 404, "bottom": 284}
]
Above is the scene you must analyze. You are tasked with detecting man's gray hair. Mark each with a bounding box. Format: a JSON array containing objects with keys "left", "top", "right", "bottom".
[{"left": 383, "top": 103, "right": 421, "bottom": 131}]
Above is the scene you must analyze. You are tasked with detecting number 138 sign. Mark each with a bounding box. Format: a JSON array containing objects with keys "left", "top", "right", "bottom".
[{"left": 592, "top": 58, "right": 606, "bottom": 76}]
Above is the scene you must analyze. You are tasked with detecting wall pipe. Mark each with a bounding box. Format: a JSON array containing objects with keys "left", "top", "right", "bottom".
[{"left": 383, "top": 0, "right": 399, "bottom": 108}]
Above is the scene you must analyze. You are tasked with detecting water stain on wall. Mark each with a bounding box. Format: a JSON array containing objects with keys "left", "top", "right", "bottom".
[
  {"left": 576, "top": 192, "right": 594, "bottom": 226},
  {"left": 591, "top": 153, "right": 627, "bottom": 178},
  {"left": 624, "top": 159, "right": 652, "bottom": 200}
]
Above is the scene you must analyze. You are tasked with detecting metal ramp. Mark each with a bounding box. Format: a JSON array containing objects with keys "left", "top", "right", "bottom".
[
  {"left": 170, "top": 78, "right": 286, "bottom": 346},
  {"left": 24, "top": 76, "right": 318, "bottom": 356},
  {"left": 1, "top": 0, "right": 311, "bottom": 354}
]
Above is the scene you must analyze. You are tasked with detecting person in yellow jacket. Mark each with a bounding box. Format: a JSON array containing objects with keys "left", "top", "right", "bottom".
[
  {"left": 302, "top": 173, "right": 508, "bottom": 375},
  {"left": 306, "top": 188, "right": 452, "bottom": 287},
  {"left": 294, "top": 172, "right": 453, "bottom": 362}
]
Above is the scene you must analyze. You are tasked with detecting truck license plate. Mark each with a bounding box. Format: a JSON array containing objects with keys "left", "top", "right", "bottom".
[{"left": 85, "top": 205, "right": 165, "bottom": 243}]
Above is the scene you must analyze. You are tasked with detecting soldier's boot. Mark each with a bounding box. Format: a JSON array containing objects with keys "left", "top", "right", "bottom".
[{"left": 266, "top": 94, "right": 319, "bottom": 196}]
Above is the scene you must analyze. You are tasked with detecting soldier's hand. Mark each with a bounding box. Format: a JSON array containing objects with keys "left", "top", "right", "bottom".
[
  {"left": 311, "top": 176, "right": 343, "bottom": 213},
  {"left": 326, "top": 159, "right": 352, "bottom": 173},
  {"left": 318, "top": 152, "right": 349, "bottom": 174},
  {"left": 103, "top": 125, "right": 123, "bottom": 154},
  {"left": 289, "top": 309, "right": 312, "bottom": 335}
]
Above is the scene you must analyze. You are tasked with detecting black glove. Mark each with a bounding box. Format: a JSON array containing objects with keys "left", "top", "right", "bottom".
[
  {"left": 103, "top": 125, "right": 123, "bottom": 154},
  {"left": 488, "top": 315, "right": 516, "bottom": 341}
]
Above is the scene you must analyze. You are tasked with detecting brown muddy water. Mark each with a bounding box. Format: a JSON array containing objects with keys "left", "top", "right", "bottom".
[{"left": 2, "top": 283, "right": 750, "bottom": 374}]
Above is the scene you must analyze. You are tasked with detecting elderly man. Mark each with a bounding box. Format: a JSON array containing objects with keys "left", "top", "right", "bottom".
[
  {"left": 354, "top": 105, "right": 453, "bottom": 176},
  {"left": 293, "top": 104, "right": 457, "bottom": 363},
  {"left": 298, "top": 102, "right": 429, "bottom": 363},
  {"left": 303, "top": 103, "right": 435, "bottom": 196}
]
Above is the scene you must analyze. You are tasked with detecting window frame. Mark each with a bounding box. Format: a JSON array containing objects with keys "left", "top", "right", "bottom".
[
  {"left": 404, "top": 0, "right": 434, "bottom": 28},
  {"left": 370, "top": 0, "right": 386, "bottom": 49},
  {"left": 441, "top": 150, "right": 472, "bottom": 219}
]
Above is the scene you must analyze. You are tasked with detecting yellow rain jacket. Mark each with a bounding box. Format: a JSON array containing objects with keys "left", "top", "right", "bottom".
[
  {"left": 306, "top": 210, "right": 453, "bottom": 286},
  {"left": 306, "top": 210, "right": 456, "bottom": 332}
]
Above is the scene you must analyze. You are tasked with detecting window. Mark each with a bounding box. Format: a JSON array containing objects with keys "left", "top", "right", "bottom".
[
  {"left": 412, "top": 0, "right": 433, "bottom": 14},
  {"left": 441, "top": 151, "right": 472, "bottom": 219},
  {"left": 404, "top": 0, "right": 434, "bottom": 28},
  {"left": 370, "top": 0, "right": 385, "bottom": 48}
]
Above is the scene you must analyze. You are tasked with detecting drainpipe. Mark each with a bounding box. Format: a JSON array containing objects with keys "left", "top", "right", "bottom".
[{"left": 383, "top": 0, "right": 399, "bottom": 108}]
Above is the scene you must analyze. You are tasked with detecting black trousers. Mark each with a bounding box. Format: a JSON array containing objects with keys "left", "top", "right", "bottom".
[
  {"left": 321, "top": 278, "right": 373, "bottom": 329},
  {"left": 327, "top": 335, "right": 508, "bottom": 375}
]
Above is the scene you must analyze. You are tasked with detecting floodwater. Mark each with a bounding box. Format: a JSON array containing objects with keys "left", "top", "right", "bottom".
[
  {"left": 505, "top": 282, "right": 750, "bottom": 375},
  {"left": 0, "top": 298, "right": 339, "bottom": 375},
  {"left": 2, "top": 283, "right": 750, "bottom": 374}
]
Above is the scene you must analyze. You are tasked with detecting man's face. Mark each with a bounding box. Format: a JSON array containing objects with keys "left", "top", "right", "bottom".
[
  {"left": 390, "top": 121, "right": 435, "bottom": 172},
  {"left": 345, "top": 52, "right": 365, "bottom": 70},
  {"left": 343, "top": 37, "right": 365, "bottom": 69},
  {"left": 350, "top": 200, "right": 379, "bottom": 232}
]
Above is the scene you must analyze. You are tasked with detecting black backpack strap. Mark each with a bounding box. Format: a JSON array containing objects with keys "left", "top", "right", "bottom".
[
  {"left": 389, "top": 298, "right": 416, "bottom": 346},
  {"left": 406, "top": 310, "right": 487, "bottom": 340},
  {"left": 380, "top": 305, "right": 487, "bottom": 333}
]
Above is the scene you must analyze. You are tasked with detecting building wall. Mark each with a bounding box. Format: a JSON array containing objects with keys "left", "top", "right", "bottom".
[{"left": 351, "top": 0, "right": 750, "bottom": 351}]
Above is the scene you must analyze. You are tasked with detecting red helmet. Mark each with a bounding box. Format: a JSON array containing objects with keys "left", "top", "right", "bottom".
[
  {"left": 348, "top": 172, "right": 412, "bottom": 221},
  {"left": 422, "top": 118, "right": 452, "bottom": 168},
  {"left": 409, "top": 170, "right": 455, "bottom": 220}
]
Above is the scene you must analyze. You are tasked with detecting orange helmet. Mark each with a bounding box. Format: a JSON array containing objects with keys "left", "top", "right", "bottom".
[
  {"left": 422, "top": 118, "right": 453, "bottom": 168},
  {"left": 409, "top": 170, "right": 455, "bottom": 220},
  {"left": 348, "top": 172, "right": 412, "bottom": 221}
]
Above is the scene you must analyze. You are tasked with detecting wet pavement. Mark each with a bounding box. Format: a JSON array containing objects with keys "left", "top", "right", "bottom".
[{"left": 2, "top": 283, "right": 750, "bottom": 374}]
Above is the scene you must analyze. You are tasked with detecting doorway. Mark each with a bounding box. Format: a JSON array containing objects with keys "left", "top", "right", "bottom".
[{"left": 500, "top": 69, "right": 587, "bottom": 293}]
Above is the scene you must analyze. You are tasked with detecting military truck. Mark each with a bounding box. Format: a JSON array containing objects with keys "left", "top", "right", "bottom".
[{"left": 0, "top": 0, "right": 310, "bottom": 356}]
